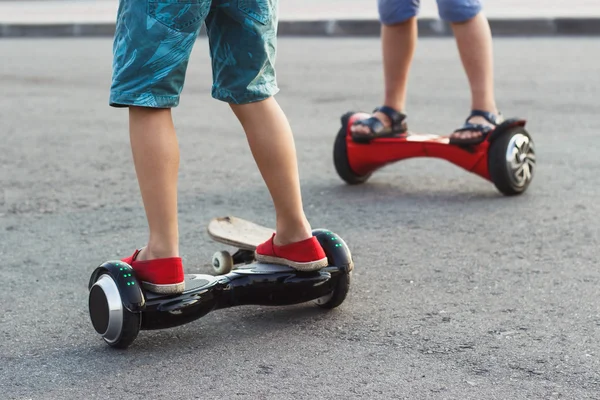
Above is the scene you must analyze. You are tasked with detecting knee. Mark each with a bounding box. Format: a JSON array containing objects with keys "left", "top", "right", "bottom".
[
  {"left": 378, "top": 0, "right": 419, "bottom": 26},
  {"left": 437, "top": 0, "right": 482, "bottom": 23}
]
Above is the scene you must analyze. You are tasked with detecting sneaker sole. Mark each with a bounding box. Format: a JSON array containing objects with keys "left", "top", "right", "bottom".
[
  {"left": 254, "top": 253, "right": 329, "bottom": 271},
  {"left": 141, "top": 281, "right": 185, "bottom": 294}
]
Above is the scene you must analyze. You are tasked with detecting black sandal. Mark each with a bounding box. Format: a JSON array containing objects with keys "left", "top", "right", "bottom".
[
  {"left": 350, "top": 105, "right": 408, "bottom": 143},
  {"left": 449, "top": 110, "right": 503, "bottom": 145}
]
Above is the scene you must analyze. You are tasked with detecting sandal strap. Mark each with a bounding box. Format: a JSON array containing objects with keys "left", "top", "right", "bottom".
[
  {"left": 467, "top": 109, "right": 502, "bottom": 126},
  {"left": 352, "top": 116, "right": 385, "bottom": 133},
  {"left": 373, "top": 105, "right": 407, "bottom": 131},
  {"left": 453, "top": 123, "right": 495, "bottom": 134}
]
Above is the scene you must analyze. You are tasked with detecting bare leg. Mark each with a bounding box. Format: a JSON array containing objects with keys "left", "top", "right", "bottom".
[
  {"left": 128, "top": 106, "right": 180, "bottom": 261},
  {"left": 351, "top": 17, "right": 417, "bottom": 135},
  {"left": 449, "top": 12, "right": 499, "bottom": 140},
  {"left": 230, "top": 97, "right": 312, "bottom": 246}
]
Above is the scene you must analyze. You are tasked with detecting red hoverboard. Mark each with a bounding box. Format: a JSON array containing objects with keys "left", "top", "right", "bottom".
[{"left": 333, "top": 112, "right": 536, "bottom": 196}]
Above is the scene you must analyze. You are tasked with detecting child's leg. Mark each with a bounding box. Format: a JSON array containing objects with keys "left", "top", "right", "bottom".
[
  {"left": 206, "top": 0, "right": 327, "bottom": 271},
  {"left": 231, "top": 98, "right": 327, "bottom": 270},
  {"left": 437, "top": 1, "right": 501, "bottom": 142},
  {"left": 350, "top": 0, "right": 419, "bottom": 137},
  {"left": 128, "top": 107, "right": 180, "bottom": 260},
  {"left": 230, "top": 99, "right": 311, "bottom": 245},
  {"left": 109, "top": 0, "right": 211, "bottom": 293},
  {"left": 451, "top": 13, "right": 496, "bottom": 114}
]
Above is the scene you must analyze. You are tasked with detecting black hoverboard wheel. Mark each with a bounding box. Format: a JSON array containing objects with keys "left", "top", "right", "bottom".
[
  {"left": 88, "top": 261, "right": 143, "bottom": 349},
  {"left": 333, "top": 112, "right": 372, "bottom": 185},
  {"left": 488, "top": 125, "right": 535, "bottom": 196}
]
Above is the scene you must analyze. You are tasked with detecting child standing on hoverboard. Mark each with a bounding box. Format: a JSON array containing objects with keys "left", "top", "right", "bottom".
[
  {"left": 110, "top": 0, "right": 327, "bottom": 294},
  {"left": 351, "top": 0, "right": 503, "bottom": 145}
]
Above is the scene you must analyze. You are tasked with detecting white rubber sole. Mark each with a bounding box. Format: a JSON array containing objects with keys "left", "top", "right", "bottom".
[
  {"left": 141, "top": 281, "right": 185, "bottom": 294},
  {"left": 255, "top": 253, "right": 329, "bottom": 271}
]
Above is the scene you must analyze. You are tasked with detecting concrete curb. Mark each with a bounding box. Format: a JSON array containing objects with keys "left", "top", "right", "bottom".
[{"left": 1, "top": 18, "right": 600, "bottom": 38}]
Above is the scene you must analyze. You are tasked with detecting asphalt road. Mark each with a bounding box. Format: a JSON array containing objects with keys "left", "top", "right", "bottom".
[{"left": 1, "top": 37, "right": 599, "bottom": 399}]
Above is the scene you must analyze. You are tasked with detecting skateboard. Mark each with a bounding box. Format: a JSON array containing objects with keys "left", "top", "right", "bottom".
[{"left": 207, "top": 216, "right": 275, "bottom": 275}]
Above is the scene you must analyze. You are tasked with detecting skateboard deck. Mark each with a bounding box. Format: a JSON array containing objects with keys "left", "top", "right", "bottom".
[{"left": 207, "top": 216, "right": 275, "bottom": 251}]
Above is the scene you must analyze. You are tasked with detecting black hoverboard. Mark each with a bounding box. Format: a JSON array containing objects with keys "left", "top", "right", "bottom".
[{"left": 88, "top": 229, "right": 353, "bottom": 349}]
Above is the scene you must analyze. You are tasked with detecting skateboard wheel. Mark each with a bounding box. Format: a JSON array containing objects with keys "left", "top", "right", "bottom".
[{"left": 212, "top": 251, "right": 234, "bottom": 275}]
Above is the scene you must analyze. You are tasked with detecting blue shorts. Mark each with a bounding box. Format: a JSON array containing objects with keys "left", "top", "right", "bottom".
[
  {"left": 110, "top": 0, "right": 279, "bottom": 108},
  {"left": 378, "top": 0, "right": 482, "bottom": 25}
]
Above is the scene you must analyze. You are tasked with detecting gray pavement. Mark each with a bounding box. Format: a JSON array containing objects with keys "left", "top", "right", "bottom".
[
  {"left": 1, "top": 37, "right": 600, "bottom": 399},
  {"left": 1, "top": 0, "right": 600, "bottom": 37}
]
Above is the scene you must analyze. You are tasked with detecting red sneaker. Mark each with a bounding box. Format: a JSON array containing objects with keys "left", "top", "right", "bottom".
[
  {"left": 255, "top": 234, "right": 328, "bottom": 271},
  {"left": 122, "top": 248, "right": 185, "bottom": 294}
]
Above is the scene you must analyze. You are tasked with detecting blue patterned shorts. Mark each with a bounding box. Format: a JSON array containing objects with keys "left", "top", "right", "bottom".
[{"left": 110, "top": 0, "right": 279, "bottom": 107}]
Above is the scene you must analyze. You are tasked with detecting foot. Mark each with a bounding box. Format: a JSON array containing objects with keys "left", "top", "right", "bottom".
[
  {"left": 122, "top": 248, "right": 185, "bottom": 294},
  {"left": 349, "top": 105, "right": 408, "bottom": 143},
  {"left": 255, "top": 234, "right": 328, "bottom": 271},
  {"left": 449, "top": 109, "right": 503, "bottom": 145}
]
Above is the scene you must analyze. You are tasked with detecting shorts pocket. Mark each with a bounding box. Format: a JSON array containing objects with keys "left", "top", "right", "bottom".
[
  {"left": 147, "top": 0, "right": 210, "bottom": 32},
  {"left": 237, "top": 0, "right": 274, "bottom": 25}
]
